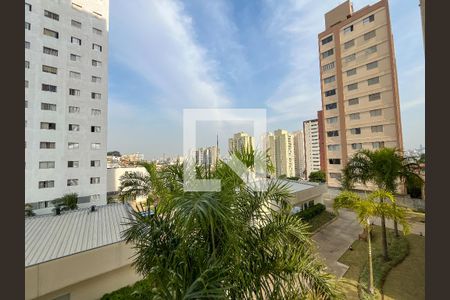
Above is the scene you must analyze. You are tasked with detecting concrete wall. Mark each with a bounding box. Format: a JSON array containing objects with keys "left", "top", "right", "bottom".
[
  {"left": 289, "top": 183, "right": 328, "bottom": 208},
  {"left": 26, "top": 242, "right": 142, "bottom": 300}
]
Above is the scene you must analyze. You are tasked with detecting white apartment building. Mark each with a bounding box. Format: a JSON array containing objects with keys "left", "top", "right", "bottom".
[
  {"left": 228, "top": 132, "right": 255, "bottom": 153},
  {"left": 195, "top": 146, "right": 219, "bottom": 167},
  {"left": 25, "top": 0, "right": 109, "bottom": 214},
  {"left": 303, "top": 119, "right": 321, "bottom": 178},
  {"left": 273, "top": 129, "right": 296, "bottom": 178},
  {"left": 292, "top": 130, "right": 306, "bottom": 179}
]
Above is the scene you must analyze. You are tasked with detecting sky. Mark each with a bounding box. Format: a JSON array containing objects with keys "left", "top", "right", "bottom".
[{"left": 107, "top": 0, "right": 425, "bottom": 160}]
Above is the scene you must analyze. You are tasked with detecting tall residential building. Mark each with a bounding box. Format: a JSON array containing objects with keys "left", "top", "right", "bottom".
[
  {"left": 318, "top": 0, "right": 403, "bottom": 187},
  {"left": 25, "top": 0, "right": 109, "bottom": 213},
  {"left": 292, "top": 130, "right": 306, "bottom": 179},
  {"left": 195, "top": 146, "right": 220, "bottom": 167},
  {"left": 273, "top": 129, "right": 296, "bottom": 178},
  {"left": 303, "top": 119, "right": 321, "bottom": 178},
  {"left": 264, "top": 132, "right": 277, "bottom": 175},
  {"left": 228, "top": 132, "right": 255, "bottom": 153}
]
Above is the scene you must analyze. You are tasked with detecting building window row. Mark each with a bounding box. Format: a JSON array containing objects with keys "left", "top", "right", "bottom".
[
  {"left": 44, "top": 10, "right": 59, "bottom": 21},
  {"left": 325, "top": 102, "right": 337, "bottom": 110},
  {"left": 343, "top": 14, "right": 375, "bottom": 35},
  {"left": 322, "top": 61, "right": 335, "bottom": 72},
  {"left": 322, "top": 48, "right": 334, "bottom": 59},
  {"left": 321, "top": 35, "right": 333, "bottom": 45},
  {"left": 39, "top": 142, "right": 102, "bottom": 150}
]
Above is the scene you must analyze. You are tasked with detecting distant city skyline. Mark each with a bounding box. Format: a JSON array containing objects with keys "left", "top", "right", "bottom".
[{"left": 108, "top": 0, "right": 424, "bottom": 159}]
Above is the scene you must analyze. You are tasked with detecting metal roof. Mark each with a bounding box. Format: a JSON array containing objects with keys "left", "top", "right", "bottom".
[{"left": 25, "top": 203, "right": 132, "bottom": 267}]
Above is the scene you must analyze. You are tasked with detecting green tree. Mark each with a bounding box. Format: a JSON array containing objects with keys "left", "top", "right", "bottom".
[
  {"left": 25, "top": 204, "right": 35, "bottom": 217},
  {"left": 309, "top": 170, "right": 326, "bottom": 183},
  {"left": 122, "top": 147, "right": 342, "bottom": 299},
  {"left": 334, "top": 190, "right": 410, "bottom": 295},
  {"left": 342, "top": 148, "right": 423, "bottom": 260},
  {"left": 53, "top": 193, "right": 78, "bottom": 210}
]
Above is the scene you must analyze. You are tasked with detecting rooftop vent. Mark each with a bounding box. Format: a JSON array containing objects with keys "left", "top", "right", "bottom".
[
  {"left": 55, "top": 206, "right": 61, "bottom": 216},
  {"left": 90, "top": 205, "right": 97, "bottom": 212}
]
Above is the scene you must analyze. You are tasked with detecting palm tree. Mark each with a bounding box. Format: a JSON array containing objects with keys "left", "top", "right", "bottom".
[
  {"left": 333, "top": 190, "right": 410, "bottom": 295},
  {"left": 122, "top": 148, "right": 342, "bottom": 299},
  {"left": 342, "top": 148, "right": 423, "bottom": 259}
]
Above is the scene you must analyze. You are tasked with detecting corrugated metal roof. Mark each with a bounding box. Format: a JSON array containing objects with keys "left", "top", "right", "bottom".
[{"left": 25, "top": 204, "right": 132, "bottom": 267}]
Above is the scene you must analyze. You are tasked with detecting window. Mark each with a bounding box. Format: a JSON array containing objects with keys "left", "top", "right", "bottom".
[
  {"left": 372, "top": 141, "right": 385, "bottom": 149},
  {"left": 25, "top": 41, "right": 30, "bottom": 49},
  {"left": 40, "top": 142, "right": 55, "bottom": 149},
  {"left": 325, "top": 103, "right": 337, "bottom": 110},
  {"left": 68, "top": 142, "right": 79, "bottom": 149},
  {"left": 347, "top": 68, "right": 357, "bottom": 76},
  {"left": 344, "top": 53, "right": 356, "bottom": 63},
  {"left": 71, "top": 36, "right": 82, "bottom": 45},
  {"left": 42, "top": 84, "right": 57, "bottom": 92},
  {"left": 326, "top": 117, "right": 338, "bottom": 124},
  {"left": 70, "top": 54, "right": 81, "bottom": 61},
  {"left": 71, "top": 20, "right": 82, "bottom": 28},
  {"left": 25, "top": 2, "right": 32, "bottom": 11},
  {"left": 348, "top": 83, "right": 358, "bottom": 91},
  {"left": 328, "top": 144, "right": 340, "bottom": 151},
  {"left": 43, "top": 28, "right": 59, "bottom": 39},
  {"left": 369, "top": 92, "right": 381, "bottom": 101},
  {"left": 90, "top": 177, "right": 100, "bottom": 184},
  {"left": 43, "top": 47, "right": 58, "bottom": 56},
  {"left": 91, "top": 194, "right": 100, "bottom": 202},
  {"left": 91, "top": 160, "right": 100, "bottom": 167},
  {"left": 348, "top": 98, "right": 359, "bottom": 105},
  {"left": 344, "top": 39, "right": 354, "bottom": 49},
  {"left": 93, "top": 27, "right": 103, "bottom": 35},
  {"left": 349, "top": 113, "right": 360, "bottom": 120},
  {"left": 343, "top": 25, "right": 354, "bottom": 34},
  {"left": 351, "top": 143, "right": 363, "bottom": 150},
  {"left": 92, "top": 60, "right": 102, "bottom": 67},
  {"left": 371, "top": 125, "right": 383, "bottom": 133},
  {"left": 91, "top": 126, "right": 101, "bottom": 133},
  {"left": 69, "top": 89, "right": 80, "bottom": 96},
  {"left": 25, "top": 80, "right": 29, "bottom": 88},
  {"left": 40, "top": 122, "right": 56, "bottom": 130},
  {"left": 327, "top": 130, "right": 339, "bottom": 137},
  {"left": 25, "top": 22, "right": 31, "bottom": 30},
  {"left": 91, "top": 76, "right": 102, "bottom": 83},
  {"left": 350, "top": 128, "right": 361, "bottom": 135},
  {"left": 41, "top": 103, "right": 56, "bottom": 111},
  {"left": 39, "top": 181, "right": 54, "bottom": 189},
  {"left": 330, "top": 173, "right": 342, "bottom": 180},
  {"left": 69, "top": 106, "right": 80, "bottom": 113},
  {"left": 322, "top": 62, "right": 335, "bottom": 71},
  {"left": 321, "top": 35, "right": 333, "bottom": 45},
  {"left": 329, "top": 158, "right": 341, "bottom": 164},
  {"left": 92, "top": 43, "right": 103, "bottom": 52},
  {"left": 42, "top": 65, "right": 57, "bottom": 74},
  {"left": 25, "top": 61, "right": 30, "bottom": 69},
  {"left": 363, "top": 14, "right": 375, "bottom": 24},
  {"left": 91, "top": 143, "right": 101, "bottom": 150},
  {"left": 39, "top": 161, "right": 55, "bottom": 169},
  {"left": 44, "top": 10, "right": 59, "bottom": 21},
  {"left": 368, "top": 77, "right": 380, "bottom": 85},
  {"left": 91, "top": 109, "right": 101, "bottom": 116},
  {"left": 68, "top": 124, "right": 80, "bottom": 131},
  {"left": 365, "top": 45, "right": 377, "bottom": 55},
  {"left": 91, "top": 92, "right": 101, "bottom": 99},
  {"left": 68, "top": 161, "right": 79, "bottom": 168},
  {"left": 325, "top": 89, "right": 336, "bottom": 97},
  {"left": 67, "top": 179, "right": 79, "bottom": 186},
  {"left": 322, "top": 48, "right": 334, "bottom": 58},
  {"left": 69, "top": 71, "right": 81, "bottom": 79},
  {"left": 366, "top": 61, "right": 378, "bottom": 70},
  {"left": 364, "top": 30, "right": 376, "bottom": 41},
  {"left": 370, "top": 109, "right": 382, "bottom": 117}
]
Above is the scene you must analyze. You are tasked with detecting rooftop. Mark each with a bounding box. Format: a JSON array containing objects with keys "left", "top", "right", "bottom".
[{"left": 25, "top": 203, "right": 132, "bottom": 267}]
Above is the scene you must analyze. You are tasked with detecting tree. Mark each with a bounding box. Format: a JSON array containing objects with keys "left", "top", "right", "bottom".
[
  {"left": 107, "top": 151, "right": 121, "bottom": 157},
  {"left": 52, "top": 193, "right": 78, "bottom": 210},
  {"left": 333, "top": 190, "right": 410, "bottom": 295},
  {"left": 342, "top": 148, "right": 423, "bottom": 260},
  {"left": 122, "top": 147, "right": 342, "bottom": 299},
  {"left": 25, "top": 204, "right": 35, "bottom": 217},
  {"left": 309, "top": 170, "right": 326, "bottom": 183}
]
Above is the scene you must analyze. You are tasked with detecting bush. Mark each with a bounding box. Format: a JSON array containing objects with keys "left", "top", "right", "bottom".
[
  {"left": 101, "top": 279, "right": 153, "bottom": 299},
  {"left": 308, "top": 170, "right": 326, "bottom": 183},
  {"left": 294, "top": 203, "right": 326, "bottom": 221},
  {"left": 52, "top": 193, "right": 79, "bottom": 210}
]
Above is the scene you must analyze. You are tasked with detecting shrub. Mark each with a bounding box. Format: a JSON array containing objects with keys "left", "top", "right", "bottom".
[
  {"left": 294, "top": 203, "right": 326, "bottom": 221},
  {"left": 308, "top": 170, "right": 326, "bottom": 183},
  {"left": 52, "top": 193, "right": 79, "bottom": 210}
]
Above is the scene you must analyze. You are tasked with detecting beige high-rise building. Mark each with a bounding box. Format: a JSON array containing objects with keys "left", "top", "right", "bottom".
[
  {"left": 318, "top": 0, "right": 403, "bottom": 188},
  {"left": 228, "top": 132, "right": 255, "bottom": 153},
  {"left": 303, "top": 119, "right": 321, "bottom": 178},
  {"left": 273, "top": 129, "right": 296, "bottom": 178},
  {"left": 264, "top": 132, "right": 277, "bottom": 175},
  {"left": 292, "top": 130, "right": 306, "bottom": 179}
]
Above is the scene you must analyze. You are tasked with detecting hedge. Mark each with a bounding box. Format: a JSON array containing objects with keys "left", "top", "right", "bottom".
[{"left": 294, "top": 203, "right": 326, "bottom": 221}]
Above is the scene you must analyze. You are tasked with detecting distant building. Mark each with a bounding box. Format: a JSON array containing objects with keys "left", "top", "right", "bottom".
[
  {"left": 292, "top": 130, "right": 306, "bottom": 179},
  {"left": 303, "top": 119, "right": 321, "bottom": 178},
  {"left": 228, "top": 132, "right": 255, "bottom": 153},
  {"left": 264, "top": 132, "right": 277, "bottom": 175},
  {"left": 195, "top": 146, "right": 220, "bottom": 167},
  {"left": 273, "top": 129, "right": 296, "bottom": 178},
  {"left": 121, "top": 152, "right": 144, "bottom": 163}
]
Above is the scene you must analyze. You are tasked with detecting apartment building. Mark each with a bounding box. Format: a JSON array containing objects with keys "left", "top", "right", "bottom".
[
  {"left": 228, "top": 132, "right": 255, "bottom": 153},
  {"left": 273, "top": 129, "right": 296, "bottom": 178},
  {"left": 25, "top": 0, "right": 109, "bottom": 213},
  {"left": 292, "top": 130, "right": 306, "bottom": 179},
  {"left": 318, "top": 0, "right": 403, "bottom": 187},
  {"left": 303, "top": 119, "right": 321, "bottom": 178},
  {"left": 195, "top": 146, "right": 220, "bottom": 167}
]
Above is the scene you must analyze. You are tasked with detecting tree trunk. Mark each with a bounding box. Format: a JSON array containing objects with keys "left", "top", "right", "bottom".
[
  {"left": 380, "top": 197, "right": 389, "bottom": 260},
  {"left": 367, "top": 222, "right": 375, "bottom": 294}
]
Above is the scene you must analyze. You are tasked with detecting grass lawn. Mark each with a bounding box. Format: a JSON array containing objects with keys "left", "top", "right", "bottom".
[{"left": 307, "top": 210, "right": 336, "bottom": 233}]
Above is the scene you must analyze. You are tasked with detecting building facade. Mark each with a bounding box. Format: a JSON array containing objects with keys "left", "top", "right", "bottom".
[
  {"left": 318, "top": 0, "right": 403, "bottom": 187},
  {"left": 273, "top": 129, "right": 296, "bottom": 178},
  {"left": 228, "top": 132, "right": 255, "bottom": 153},
  {"left": 264, "top": 132, "right": 277, "bottom": 176},
  {"left": 195, "top": 146, "right": 219, "bottom": 167},
  {"left": 303, "top": 119, "right": 321, "bottom": 178},
  {"left": 292, "top": 130, "right": 306, "bottom": 179},
  {"left": 25, "top": 0, "right": 109, "bottom": 213}
]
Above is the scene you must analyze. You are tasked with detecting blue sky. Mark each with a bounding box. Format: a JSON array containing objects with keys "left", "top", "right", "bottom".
[{"left": 108, "top": 0, "right": 425, "bottom": 160}]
